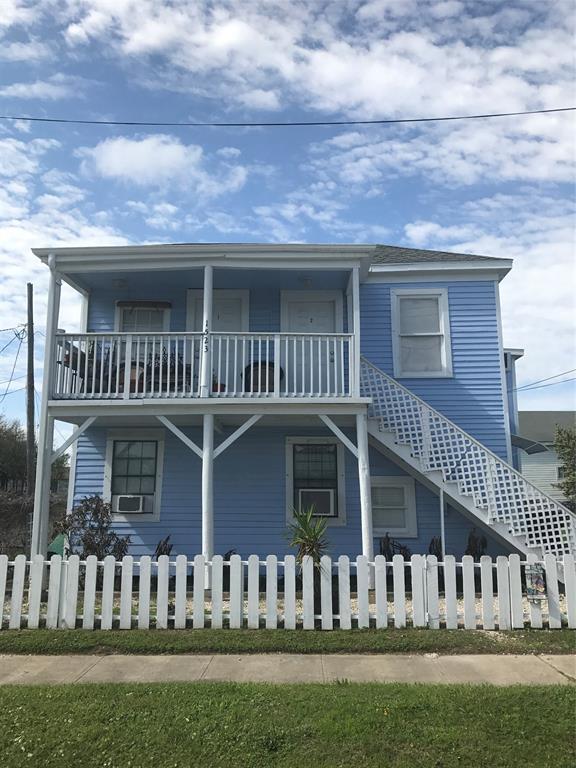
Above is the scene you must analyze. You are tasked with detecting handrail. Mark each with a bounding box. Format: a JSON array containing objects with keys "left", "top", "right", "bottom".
[{"left": 360, "top": 355, "right": 575, "bottom": 557}]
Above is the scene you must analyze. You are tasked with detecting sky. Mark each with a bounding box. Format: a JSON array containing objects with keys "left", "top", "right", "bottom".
[{"left": 0, "top": 0, "right": 575, "bottom": 441}]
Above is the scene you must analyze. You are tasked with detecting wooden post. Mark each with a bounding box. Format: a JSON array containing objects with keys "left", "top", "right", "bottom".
[
  {"left": 356, "top": 410, "right": 374, "bottom": 564},
  {"left": 439, "top": 488, "right": 446, "bottom": 559},
  {"left": 199, "top": 265, "right": 213, "bottom": 398},
  {"left": 26, "top": 283, "right": 35, "bottom": 496},
  {"left": 202, "top": 413, "right": 214, "bottom": 563},
  {"left": 31, "top": 256, "right": 61, "bottom": 556}
]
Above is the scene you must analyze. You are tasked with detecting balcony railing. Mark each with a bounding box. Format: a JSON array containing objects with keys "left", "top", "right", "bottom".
[{"left": 52, "top": 332, "right": 354, "bottom": 400}]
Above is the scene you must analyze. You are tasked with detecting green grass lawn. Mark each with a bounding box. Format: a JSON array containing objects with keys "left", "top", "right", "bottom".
[
  {"left": 0, "top": 682, "right": 573, "bottom": 768},
  {"left": 0, "top": 627, "right": 574, "bottom": 655}
]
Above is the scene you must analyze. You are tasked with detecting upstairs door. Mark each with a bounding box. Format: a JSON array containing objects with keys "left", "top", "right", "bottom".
[
  {"left": 281, "top": 291, "right": 343, "bottom": 396},
  {"left": 186, "top": 290, "right": 249, "bottom": 394}
]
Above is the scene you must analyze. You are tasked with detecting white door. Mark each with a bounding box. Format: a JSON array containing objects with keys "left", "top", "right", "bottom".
[
  {"left": 187, "top": 290, "right": 249, "bottom": 394},
  {"left": 281, "top": 293, "right": 342, "bottom": 396}
]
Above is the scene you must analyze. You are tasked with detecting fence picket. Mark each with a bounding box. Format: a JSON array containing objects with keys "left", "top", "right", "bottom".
[
  {"left": 496, "top": 556, "right": 511, "bottom": 630},
  {"left": 101, "top": 555, "right": 116, "bottom": 630},
  {"left": 374, "top": 555, "right": 387, "bottom": 629},
  {"left": 266, "top": 555, "right": 278, "bottom": 630},
  {"left": 0, "top": 555, "right": 7, "bottom": 629},
  {"left": 357, "top": 555, "right": 370, "bottom": 628},
  {"left": 480, "top": 556, "right": 495, "bottom": 630},
  {"left": 247, "top": 555, "right": 260, "bottom": 629},
  {"left": 27, "top": 554, "right": 45, "bottom": 629},
  {"left": 211, "top": 555, "right": 223, "bottom": 629},
  {"left": 174, "top": 555, "right": 188, "bottom": 629},
  {"left": 283, "top": 555, "right": 296, "bottom": 630},
  {"left": 46, "top": 555, "right": 62, "bottom": 629},
  {"left": 444, "top": 555, "right": 458, "bottom": 629},
  {"left": 229, "top": 555, "right": 243, "bottom": 629},
  {"left": 411, "top": 555, "right": 426, "bottom": 627},
  {"left": 9, "top": 554, "right": 27, "bottom": 629},
  {"left": 193, "top": 555, "right": 205, "bottom": 629},
  {"left": 302, "top": 555, "right": 314, "bottom": 629},
  {"left": 320, "top": 555, "right": 333, "bottom": 630},
  {"left": 119, "top": 556, "right": 134, "bottom": 630},
  {"left": 63, "top": 555, "right": 80, "bottom": 630},
  {"left": 563, "top": 554, "right": 576, "bottom": 629},
  {"left": 156, "top": 555, "right": 169, "bottom": 629},
  {"left": 393, "top": 555, "right": 406, "bottom": 628},
  {"left": 338, "top": 555, "right": 351, "bottom": 630},
  {"left": 508, "top": 554, "right": 524, "bottom": 629},
  {"left": 138, "top": 556, "right": 151, "bottom": 630},
  {"left": 544, "top": 553, "right": 561, "bottom": 629},
  {"left": 82, "top": 555, "right": 97, "bottom": 630},
  {"left": 426, "top": 555, "right": 440, "bottom": 629},
  {"left": 462, "top": 556, "right": 476, "bottom": 629}
]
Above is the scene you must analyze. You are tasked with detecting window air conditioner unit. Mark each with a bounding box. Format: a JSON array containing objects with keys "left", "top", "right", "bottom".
[
  {"left": 298, "top": 488, "right": 335, "bottom": 517},
  {"left": 116, "top": 495, "right": 145, "bottom": 514}
]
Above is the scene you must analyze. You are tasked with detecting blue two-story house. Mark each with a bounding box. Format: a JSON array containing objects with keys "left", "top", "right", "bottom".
[{"left": 30, "top": 243, "right": 575, "bottom": 562}]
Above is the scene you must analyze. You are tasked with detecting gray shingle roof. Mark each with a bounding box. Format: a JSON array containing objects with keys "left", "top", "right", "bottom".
[{"left": 372, "top": 244, "right": 503, "bottom": 265}]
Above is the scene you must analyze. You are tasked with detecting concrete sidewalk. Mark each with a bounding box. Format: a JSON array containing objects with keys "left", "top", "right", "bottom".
[{"left": 0, "top": 653, "right": 574, "bottom": 686}]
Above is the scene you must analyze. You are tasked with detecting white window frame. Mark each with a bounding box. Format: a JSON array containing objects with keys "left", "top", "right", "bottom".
[
  {"left": 280, "top": 290, "right": 344, "bottom": 332},
  {"left": 285, "top": 437, "right": 346, "bottom": 526},
  {"left": 391, "top": 288, "right": 452, "bottom": 378},
  {"left": 371, "top": 476, "right": 417, "bottom": 538},
  {"left": 114, "top": 302, "right": 171, "bottom": 332},
  {"left": 104, "top": 429, "right": 165, "bottom": 522},
  {"left": 186, "top": 289, "right": 250, "bottom": 331}
]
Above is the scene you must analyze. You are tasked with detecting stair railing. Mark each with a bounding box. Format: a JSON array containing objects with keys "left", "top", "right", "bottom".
[{"left": 360, "top": 356, "right": 576, "bottom": 558}]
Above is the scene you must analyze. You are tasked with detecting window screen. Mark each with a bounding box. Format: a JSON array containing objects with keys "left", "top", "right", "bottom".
[
  {"left": 293, "top": 443, "right": 338, "bottom": 517},
  {"left": 111, "top": 440, "right": 158, "bottom": 496},
  {"left": 372, "top": 484, "right": 408, "bottom": 530},
  {"left": 397, "top": 295, "right": 445, "bottom": 374},
  {"left": 119, "top": 306, "right": 167, "bottom": 333}
]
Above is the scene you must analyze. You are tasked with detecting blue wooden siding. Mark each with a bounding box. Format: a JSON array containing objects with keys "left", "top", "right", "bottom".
[
  {"left": 73, "top": 426, "right": 508, "bottom": 559},
  {"left": 360, "top": 280, "right": 508, "bottom": 458}
]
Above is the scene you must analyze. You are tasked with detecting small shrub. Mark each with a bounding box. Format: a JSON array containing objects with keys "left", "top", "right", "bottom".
[{"left": 55, "top": 495, "right": 131, "bottom": 559}]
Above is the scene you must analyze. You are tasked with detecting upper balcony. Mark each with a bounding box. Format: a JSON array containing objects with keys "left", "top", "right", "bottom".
[{"left": 35, "top": 244, "right": 374, "bottom": 405}]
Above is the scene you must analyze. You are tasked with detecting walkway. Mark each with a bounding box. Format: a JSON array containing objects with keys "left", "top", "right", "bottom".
[{"left": 0, "top": 653, "right": 574, "bottom": 685}]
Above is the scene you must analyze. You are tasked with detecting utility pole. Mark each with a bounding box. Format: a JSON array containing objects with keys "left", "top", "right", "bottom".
[{"left": 26, "top": 282, "right": 35, "bottom": 497}]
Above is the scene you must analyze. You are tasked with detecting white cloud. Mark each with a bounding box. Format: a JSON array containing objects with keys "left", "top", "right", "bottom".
[
  {"left": 0, "top": 74, "right": 87, "bottom": 100},
  {"left": 238, "top": 88, "right": 280, "bottom": 110},
  {"left": 78, "top": 134, "right": 249, "bottom": 198},
  {"left": 0, "top": 40, "right": 51, "bottom": 61}
]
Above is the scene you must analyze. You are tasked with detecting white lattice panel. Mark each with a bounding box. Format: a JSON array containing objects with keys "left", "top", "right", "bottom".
[{"left": 360, "top": 358, "right": 576, "bottom": 558}]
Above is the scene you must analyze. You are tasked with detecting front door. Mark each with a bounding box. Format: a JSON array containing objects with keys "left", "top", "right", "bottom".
[
  {"left": 187, "top": 290, "right": 249, "bottom": 394},
  {"left": 281, "top": 292, "right": 342, "bottom": 395}
]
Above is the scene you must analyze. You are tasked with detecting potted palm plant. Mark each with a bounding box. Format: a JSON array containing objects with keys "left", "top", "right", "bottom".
[{"left": 286, "top": 506, "right": 333, "bottom": 620}]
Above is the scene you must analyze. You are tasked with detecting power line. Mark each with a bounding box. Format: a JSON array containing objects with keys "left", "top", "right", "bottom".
[
  {"left": 0, "top": 373, "right": 26, "bottom": 386},
  {"left": 517, "top": 376, "right": 576, "bottom": 393},
  {"left": 0, "top": 385, "right": 26, "bottom": 398},
  {"left": 515, "top": 368, "right": 576, "bottom": 392},
  {"left": 0, "top": 106, "right": 573, "bottom": 129},
  {"left": 0, "top": 333, "right": 25, "bottom": 404},
  {"left": 0, "top": 335, "right": 18, "bottom": 356},
  {"left": 0, "top": 324, "right": 25, "bottom": 333}
]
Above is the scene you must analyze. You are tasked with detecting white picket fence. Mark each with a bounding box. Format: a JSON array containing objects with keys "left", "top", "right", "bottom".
[{"left": 1, "top": 553, "right": 575, "bottom": 631}]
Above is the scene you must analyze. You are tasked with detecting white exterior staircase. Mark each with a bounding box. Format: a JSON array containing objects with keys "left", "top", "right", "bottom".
[{"left": 360, "top": 357, "right": 576, "bottom": 559}]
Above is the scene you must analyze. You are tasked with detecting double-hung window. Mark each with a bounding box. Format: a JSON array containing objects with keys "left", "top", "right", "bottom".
[
  {"left": 286, "top": 437, "right": 346, "bottom": 525},
  {"left": 371, "top": 477, "right": 417, "bottom": 538},
  {"left": 105, "top": 431, "right": 164, "bottom": 519},
  {"left": 391, "top": 289, "right": 452, "bottom": 377},
  {"left": 115, "top": 302, "right": 171, "bottom": 333}
]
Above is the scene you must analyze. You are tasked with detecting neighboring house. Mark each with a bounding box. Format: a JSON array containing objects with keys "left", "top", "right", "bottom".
[
  {"left": 30, "top": 244, "right": 575, "bottom": 561},
  {"left": 518, "top": 411, "right": 575, "bottom": 505}
]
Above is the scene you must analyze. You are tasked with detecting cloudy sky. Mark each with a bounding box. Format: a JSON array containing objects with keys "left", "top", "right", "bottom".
[{"left": 0, "top": 0, "right": 575, "bottom": 435}]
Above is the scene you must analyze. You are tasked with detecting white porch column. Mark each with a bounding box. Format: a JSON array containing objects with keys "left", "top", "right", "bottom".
[
  {"left": 356, "top": 410, "right": 374, "bottom": 562},
  {"left": 31, "top": 256, "right": 61, "bottom": 556},
  {"left": 202, "top": 413, "right": 214, "bottom": 562},
  {"left": 351, "top": 266, "right": 361, "bottom": 397},
  {"left": 199, "top": 265, "right": 213, "bottom": 398}
]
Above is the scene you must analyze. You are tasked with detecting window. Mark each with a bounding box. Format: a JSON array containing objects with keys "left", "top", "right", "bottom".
[
  {"left": 115, "top": 302, "right": 171, "bottom": 332},
  {"left": 104, "top": 431, "right": 164, "bottom": 520},
  {"left": 286, "top": 438, "right": 346, "bottom": 525},
  {"left": 391, "top": 289, "right": 452, "bottom": 377},
  {"left": 371, "top": 477, "right": 417, "bottom": 537}
]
